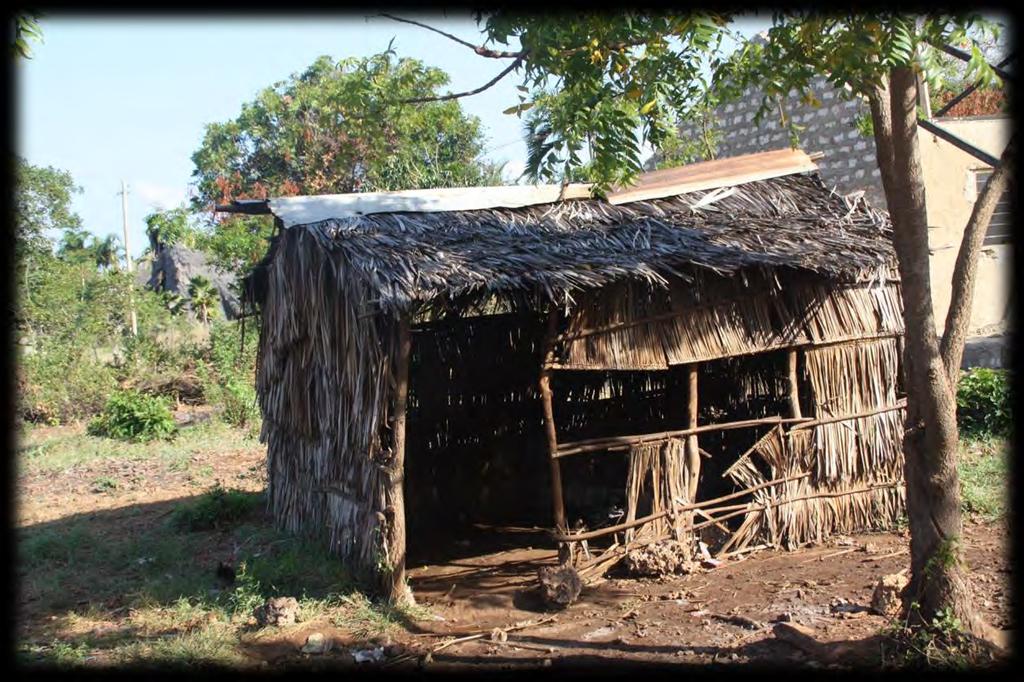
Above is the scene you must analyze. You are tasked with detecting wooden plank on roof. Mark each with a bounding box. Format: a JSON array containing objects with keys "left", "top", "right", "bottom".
[
  {"left": 606, "top": 148, "right": 819, "bottom": 206},
  {"left": 268, "top": 182, "right": 594, "bottom": 228}
]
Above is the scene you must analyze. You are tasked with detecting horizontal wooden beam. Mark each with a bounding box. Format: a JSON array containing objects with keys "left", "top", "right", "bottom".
[
  {"left": 549, "top": 472, "right": 811, "bottom": 542},
  {"left": 547, "top": 331, "right": 904, "bottom": 372},
  {"left": 552, "top": 279, "right": 903, "bottom": 346},
  {"left": 214, "top": 200, "right": 272, "bottom": 215},
  {"left": 554, "top": 415, "right": 812, "bottom": 458},
  {"left": 788, "top": 399, "right": 907, "bottom": 431}
]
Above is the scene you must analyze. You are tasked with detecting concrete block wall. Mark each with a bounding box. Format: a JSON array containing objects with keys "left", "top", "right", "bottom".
[{"left": 676, "top": 75, "right": 887, "bottom": 208}]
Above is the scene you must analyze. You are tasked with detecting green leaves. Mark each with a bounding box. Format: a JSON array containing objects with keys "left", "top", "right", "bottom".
[
  {"left": 482, "top": 12, "right": 1006, "bottom": 193},
  {"left": 191, "top": 53, "right": 500, "bottom": 209},
  {"left": 15, "top": 157, "right": 83, "bottom": 260},
  {"left": 13, "top": 13, "right": 43, "bottom": 59},
  {"left": 956, "top": 368, "right": 1011, "bottom": 438},
  {"left": 502, "top": 101, "right": 534, "bottom": 116}
]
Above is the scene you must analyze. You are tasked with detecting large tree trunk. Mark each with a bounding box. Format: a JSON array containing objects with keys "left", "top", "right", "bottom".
[{"left": 869, "top": 68, "right": 981, "bottom": 633}]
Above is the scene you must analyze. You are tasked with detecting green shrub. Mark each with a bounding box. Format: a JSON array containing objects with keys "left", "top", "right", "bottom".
[
  {"left": 956, "top": 368, "right": 1011, "bottom": 437},
  {"left": 87, "top": 390, "right": 177, "bottom": 442},
  {"left": 959, "top": 439, "right": 1008, "bottom": 519},
  {"left": 171, "top": 484, "right": 262, "bottom": 532},
  {"left": 199, "top": 320, "right": 260, "bottom": 428},
  {"left": 18, "top": 343, "right": 119, "bottom": 423},
  {"left": 219, "top": 378, "right": 258, "bottom": 428}
]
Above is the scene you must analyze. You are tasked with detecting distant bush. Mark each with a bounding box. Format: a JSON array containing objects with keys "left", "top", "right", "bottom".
[
  {"left": 956, "top": 368, "right": 1011, "bottom": 437},
  {"left": 87, "top": 390, "right": 177, "bottom": 442},
  {"left": 17, "top": 256, "right": 196, "bottom": 424},
  {"left": 171, "top": 484, "right": 263, "bottom": 532},
  {"left": 199, "top": 320, "right": 260, "bottom": 428},
  {"left": 18, "top": 343, "right": 119, "bottom": 423}
]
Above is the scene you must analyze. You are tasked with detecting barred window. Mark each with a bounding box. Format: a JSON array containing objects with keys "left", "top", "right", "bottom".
[{"left": 975, "top": 169, "right": 1012, "bottom": 245}]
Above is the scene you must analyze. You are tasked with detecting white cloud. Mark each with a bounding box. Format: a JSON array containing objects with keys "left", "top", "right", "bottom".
[{"left": 131, "top": 180, "right": 188, "bottom": 211}]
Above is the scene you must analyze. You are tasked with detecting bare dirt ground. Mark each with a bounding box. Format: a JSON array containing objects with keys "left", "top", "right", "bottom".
[{"left": 16, "top": 424, "right": 1013, "bottom": 670}]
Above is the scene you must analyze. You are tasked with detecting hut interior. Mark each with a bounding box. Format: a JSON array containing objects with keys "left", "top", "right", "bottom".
[{"left": 236, "top": 149, "right": 909, "bottom": 593}]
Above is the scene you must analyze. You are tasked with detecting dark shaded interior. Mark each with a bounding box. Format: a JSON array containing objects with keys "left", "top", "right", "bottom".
[{"left": 404, "top": 311, "right": 798, "bottom": 564}]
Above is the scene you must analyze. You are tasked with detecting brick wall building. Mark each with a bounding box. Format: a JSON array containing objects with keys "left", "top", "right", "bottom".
[{"left": 673, "top": 75, "right": 886, "bottom": 207}]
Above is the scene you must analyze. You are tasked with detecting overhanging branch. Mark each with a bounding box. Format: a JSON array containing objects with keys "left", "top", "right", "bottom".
[
  {"left": 378, "top": 13, "right": 525, "bottom": 59},
  {"left": 398, "top": 56, "right": 524, "bottom": 104}
]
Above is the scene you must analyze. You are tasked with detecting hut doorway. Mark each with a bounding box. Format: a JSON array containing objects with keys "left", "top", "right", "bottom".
[{"left": 403, "top": 311, "right": 554, "bottom": 565}]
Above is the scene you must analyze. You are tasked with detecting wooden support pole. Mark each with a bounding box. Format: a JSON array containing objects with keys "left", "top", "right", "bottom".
[
  {"left": 787, "top": 349, "right": 802, "bottom": 419},
  {"left": 384, "top": 313, "right": 414, "bottom": 606},
  {"left": 539, "top": 309, "right": 569, "bottom": 562},
  {"left": 686, "top": 364, "right": 700, "bottom": 502}
]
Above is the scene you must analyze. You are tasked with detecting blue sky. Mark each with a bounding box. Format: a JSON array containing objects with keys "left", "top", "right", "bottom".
[{"left": 16, "top": 13, "right": 769, "bottom": 258}]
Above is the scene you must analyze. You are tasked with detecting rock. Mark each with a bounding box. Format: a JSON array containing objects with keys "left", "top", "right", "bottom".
[
  {"left": 255, "top": 596, "right": 300, "bottom": 627},
  {"left": 624, "top": 540, "right": 696, "bottom": 577},
  {"left": 352, "top": 646, "right": 384, "bottom": 663},
  {"left": 870, "top": 570, "right": 909, "bottom": 617},
  {"left": 538, "top": 565, "right": 582, "bottom": 609},
  {"left": 300, "top": 632, "right": 330, "bottom": 654}
]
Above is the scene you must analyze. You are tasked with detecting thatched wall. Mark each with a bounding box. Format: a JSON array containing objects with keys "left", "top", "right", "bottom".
[
  {"left": 554, "top": 268, "right": 903, "bottom": 369},
  {"left": 256, "top": 227, "right": 401, "bottom": 577}
]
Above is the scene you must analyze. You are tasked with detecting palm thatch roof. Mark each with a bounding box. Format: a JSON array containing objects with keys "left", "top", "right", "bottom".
[{"left": 248, "top": 172, "right": 892, "bottom": 312}]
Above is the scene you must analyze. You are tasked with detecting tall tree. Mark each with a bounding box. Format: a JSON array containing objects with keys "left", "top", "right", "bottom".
[
  {"left": 144, "top": 206, "right": 203, "bottom": 254},
  {"left": 14, "top": 157, "right": 83, "bottom": 260},
  {"left": 191, "top": 52, "right": 505, "bottom": 277},
  {"left": 390, "top": 12, "right": 1012, "bottom": 640},
  {"left": 191, "top": 51, "right": 503, "bottom": 204},
  {"left": 90, "top": 234, "right": 123, "bottom": 272}
]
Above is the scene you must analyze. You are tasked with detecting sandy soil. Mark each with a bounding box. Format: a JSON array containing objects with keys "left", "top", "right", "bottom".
[{"left": 16, "top": 426, "right": 1012, "bottom": 670}]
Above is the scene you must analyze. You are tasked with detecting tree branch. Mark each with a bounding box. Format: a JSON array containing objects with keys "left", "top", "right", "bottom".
[
  {"left": 378, "top": 13, "right": 524, "bottom": 59},
  {"left": 939, "top": 134, "right": 1015, "bottom": 388},
  {"left": 867, "top": 78, "right": 897, "bottom": 200},
  {"left": 398, "top": 57, "right": 524, "bottom": 104}
]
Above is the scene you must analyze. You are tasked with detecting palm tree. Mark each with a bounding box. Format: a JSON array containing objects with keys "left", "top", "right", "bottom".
[
  {"left": 187, "top": 275, "right": 218, "bottom": 325},
  {"left": 90, "top": 234, "right": 122, "bottom": 271}
]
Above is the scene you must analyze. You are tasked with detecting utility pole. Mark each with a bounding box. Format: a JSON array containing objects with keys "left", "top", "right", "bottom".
[{"left": 119, "top": 180, "right": 139, "bottom": 336}]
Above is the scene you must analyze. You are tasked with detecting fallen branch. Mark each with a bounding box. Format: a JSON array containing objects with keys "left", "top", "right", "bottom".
[
  {"left": 713, "top": 613, "right": 764, "bottom": 630},
  {"left": 385, "top": 615, "right": 558, "bottom": 667}
]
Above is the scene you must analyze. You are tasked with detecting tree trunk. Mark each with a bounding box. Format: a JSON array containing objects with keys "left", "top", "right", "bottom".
[
  {"left": 382, "top": 313, "right": 414, "bottom": 606},
  {"left": 870, "top": 68, "right": 980, "bottom": 633}
]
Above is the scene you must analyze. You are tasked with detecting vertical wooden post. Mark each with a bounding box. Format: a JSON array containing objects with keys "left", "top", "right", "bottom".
[
  {"left": 384, "top": 313, "right": 414, "bottom": 606},
  {"left": 539, "top": 309, "right": 570, "bottom": 563},
  {"left": 686, "top": 364, "right": 700, "bottom": 502},
  {"left": 787, "top": 349, "right": 802, "bottom": 419}
]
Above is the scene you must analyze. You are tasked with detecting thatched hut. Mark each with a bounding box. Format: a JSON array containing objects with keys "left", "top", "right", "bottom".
[{"left": 228, "top": 149, "right": 906, "bottom": 602}]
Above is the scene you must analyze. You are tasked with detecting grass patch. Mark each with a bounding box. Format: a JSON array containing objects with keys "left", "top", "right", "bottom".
[
  {"left": 329, "top": 593, "right": 422, "bottom": 641},
  {"left": 17, "top": 420, "right": 255, "bottom": 473},
  {"left": 959, "top": 437, "right": 1008, "bottom": 520},
  {"left": 170, "top": 484, "right": 264, "bottom": 532}
]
